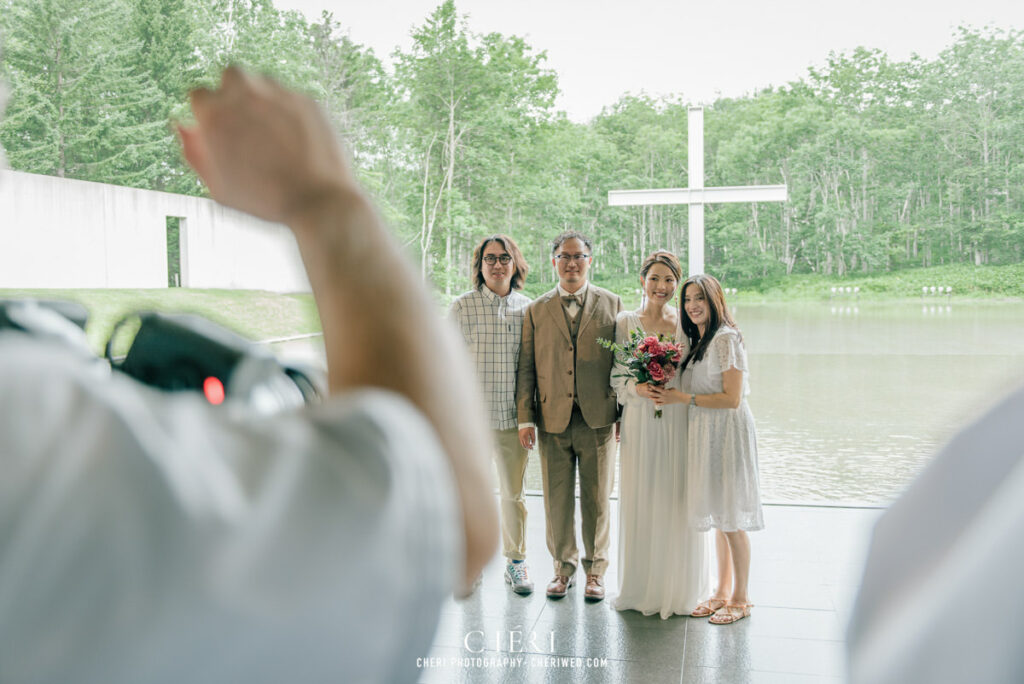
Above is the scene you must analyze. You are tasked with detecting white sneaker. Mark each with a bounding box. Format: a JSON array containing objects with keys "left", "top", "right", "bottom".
[{"left": 504, "top": 561, "right": 534, "bottom": 595}]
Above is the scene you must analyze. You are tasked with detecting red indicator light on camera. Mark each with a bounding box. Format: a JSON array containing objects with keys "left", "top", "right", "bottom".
[{"left": 203, "top": 376, "right": 225, "bottom": 405}]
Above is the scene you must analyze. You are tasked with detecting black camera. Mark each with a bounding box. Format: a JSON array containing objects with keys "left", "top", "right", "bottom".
[{"left": 0, "top": 299, "right": 324, "bottom": 411}]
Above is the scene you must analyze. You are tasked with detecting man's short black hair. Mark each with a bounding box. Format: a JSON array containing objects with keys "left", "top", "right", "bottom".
[{"left": 551, "top": 231, "right": 593, "bottom": 255}]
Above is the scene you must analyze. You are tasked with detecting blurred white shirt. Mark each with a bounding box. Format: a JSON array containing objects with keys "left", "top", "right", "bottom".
[
  {"left": 848, "top": 381, "right": 1024, "bottom": 684},
  {"left": 0, "top": 333, "right": 460, "bottom": 684}
]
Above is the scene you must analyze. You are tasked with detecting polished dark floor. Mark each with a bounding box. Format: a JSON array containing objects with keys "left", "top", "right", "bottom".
[{"left": 417, "top": 494, "right": 882, "bottom": 684}]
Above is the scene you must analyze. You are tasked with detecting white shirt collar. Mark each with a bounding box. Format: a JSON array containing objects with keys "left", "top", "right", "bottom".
[
  {"left": 479, "top": 283, "right": 512, "bottom": 302},
  {"left": 556, "top": 281, "right": 589, "bottom": 301}
]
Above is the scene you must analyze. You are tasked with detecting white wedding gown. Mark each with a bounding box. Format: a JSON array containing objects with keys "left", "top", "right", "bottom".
[{"left": 611, "top": 311, "right": 711, "bottom": 618}]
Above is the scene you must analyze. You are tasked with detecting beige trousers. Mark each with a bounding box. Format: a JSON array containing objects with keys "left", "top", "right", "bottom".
[
  {"left": 537, "top": 406, "right": 616, "bottom": 577},
  {"left": 493, "top": 428, "right": 530, "bottom": 561}
]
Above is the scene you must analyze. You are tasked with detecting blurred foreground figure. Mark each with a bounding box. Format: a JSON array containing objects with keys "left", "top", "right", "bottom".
[
  {"left": 847, "top": 382, "right": 1024, "bottom": 684},
  {"left": 0, "top": 67, "right": 497, "bottom": 683}
]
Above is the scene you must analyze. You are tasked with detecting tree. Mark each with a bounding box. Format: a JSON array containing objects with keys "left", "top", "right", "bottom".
[
  {"left": 0, "top": 0, "right": 168, "bottom": 187},
  {"left": 125, "top": 0, "right": 205, "bottom": 192},
  {"left": 393, "top": 0, "right": 557, "bottom": 291},
  {"left": 4, "top": 0, "right": 1024, "bottom": 285},
  {"left": 307, "top": 12, "right": 391, "bottom": 163}
]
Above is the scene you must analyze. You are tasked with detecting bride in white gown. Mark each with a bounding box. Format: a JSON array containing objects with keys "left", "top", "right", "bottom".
[{"left": 611, "top": 251, "right": 711, "bottom": 618}]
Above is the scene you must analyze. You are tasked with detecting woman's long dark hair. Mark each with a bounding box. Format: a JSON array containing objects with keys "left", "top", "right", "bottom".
[{"left": 679, "top": 273, "right": 741, "bottom": 370}]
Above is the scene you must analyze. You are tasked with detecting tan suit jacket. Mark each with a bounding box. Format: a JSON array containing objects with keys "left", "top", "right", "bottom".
[{"left": 516, "top": 284, "right": 623, "bottom": 434}]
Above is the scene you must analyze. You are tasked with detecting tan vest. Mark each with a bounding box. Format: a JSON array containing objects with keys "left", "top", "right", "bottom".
[{"left": 560, "top": 298, "right": 584, "bottom": 402}]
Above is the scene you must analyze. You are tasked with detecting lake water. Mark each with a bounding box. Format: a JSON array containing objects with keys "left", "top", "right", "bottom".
[
  {"left": 273, "top": 300, "right": 1024, "bottom": 505},
  {"left": 741, "top": 301, "right": 1024, "bottom": 504},
  {"left": 514, "top": 301, "right": 1024, "bottom": 505}
]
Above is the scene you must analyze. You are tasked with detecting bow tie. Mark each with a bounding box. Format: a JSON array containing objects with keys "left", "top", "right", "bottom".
[{"left": 562, "top": 294, "right": 582, "bottom": 307}]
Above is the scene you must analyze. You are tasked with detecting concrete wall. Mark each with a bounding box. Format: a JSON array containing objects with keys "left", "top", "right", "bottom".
[{"left": 0, "top": 169, "right": 309, "bottom": 292}]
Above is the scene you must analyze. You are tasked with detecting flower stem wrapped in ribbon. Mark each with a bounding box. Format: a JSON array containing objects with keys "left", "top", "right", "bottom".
[{"left": 599, "top": 328, "right": 683, "bottom": 418}]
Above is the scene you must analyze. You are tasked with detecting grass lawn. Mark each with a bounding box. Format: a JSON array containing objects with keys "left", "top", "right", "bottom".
[
  {"left": 0, "top": 288, "right": 321, "bottom": 355},
  {"left": 743, "top": 261, "right": 1024, "bottom": 302}
]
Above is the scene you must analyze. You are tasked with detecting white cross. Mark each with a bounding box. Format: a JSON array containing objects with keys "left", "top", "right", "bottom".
[{"left": 608, "top": 106, "right": 788, "bottom": 276}]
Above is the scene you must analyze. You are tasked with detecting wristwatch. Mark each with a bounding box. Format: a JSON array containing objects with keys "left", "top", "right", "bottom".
[{"left": 689, "top": 394, "right": 697, "bottom": 406}]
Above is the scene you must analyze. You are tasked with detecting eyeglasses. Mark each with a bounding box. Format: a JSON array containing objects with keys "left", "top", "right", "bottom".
[
  {"left": 554, "top": 253, "right": 590, "bottom": 262},
  {"left": 482, "top": 254, "right": 512, "bottom": 265}
]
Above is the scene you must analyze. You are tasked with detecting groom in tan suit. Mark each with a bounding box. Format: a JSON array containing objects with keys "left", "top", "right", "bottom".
[{"left": 517, "top": 231, "right": 622, "bottom": 601}]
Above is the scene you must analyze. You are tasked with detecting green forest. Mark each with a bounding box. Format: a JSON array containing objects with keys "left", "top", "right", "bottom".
[{"left": 2, "top": 0, "right": 1023, "bottom": 295}]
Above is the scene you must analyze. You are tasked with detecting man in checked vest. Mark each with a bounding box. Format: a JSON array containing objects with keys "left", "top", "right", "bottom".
[
  {"left": 516, "top": 231, "right": 623, "bottom": 601},
  {"left": 450, "top": 234, "right": 535, "bottom": 595}
]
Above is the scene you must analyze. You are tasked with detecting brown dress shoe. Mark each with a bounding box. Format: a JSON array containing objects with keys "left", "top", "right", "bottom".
[
  {"left": 584, "top": 574, "right": 605, "bottom": 601},
  {"left": 546, "top": 574, "right": 575, "bottom": 598}
]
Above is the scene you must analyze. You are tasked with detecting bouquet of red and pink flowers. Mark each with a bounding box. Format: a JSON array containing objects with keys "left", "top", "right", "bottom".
[{"left": 599, "top": 328, "right": 683, "bottom": 418}]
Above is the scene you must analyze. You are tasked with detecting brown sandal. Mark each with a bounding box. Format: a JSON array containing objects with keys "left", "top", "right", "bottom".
[
  {"left": 690, "top": 598, "right": 728, "bottom": 618},
  {"left": 709, "top": 602, "right": 753, "bottom": 625}
]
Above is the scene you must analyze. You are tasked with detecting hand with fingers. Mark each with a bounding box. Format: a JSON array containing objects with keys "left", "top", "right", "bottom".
[
  {"left": 178, "top": 66, "right": 353, "bottom": 226},
  {"left": 635, "top": 382, "right": 657, "bottom": 399},
  {"left": 518, "top": 426, "right": 536, "bottom": 450},
  {"left": 648, "top": 385, "right": 687, "bottom": 406}
]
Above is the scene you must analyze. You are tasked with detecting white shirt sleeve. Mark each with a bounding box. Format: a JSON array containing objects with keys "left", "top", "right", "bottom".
[
  {"left": 847, "top": 381, "right": 1024, "bottom": 684},
  {"left": 707, "top": 327, "right": 747, "bottom": 376},
  {"left": 0, "top": 336, "right": 460, "bottom": 684},
  {"left": 448, "top": 295, "right": 472, "bottom": 346}
]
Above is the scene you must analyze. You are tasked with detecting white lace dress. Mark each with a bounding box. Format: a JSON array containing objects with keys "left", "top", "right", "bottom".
[
  {"left": 683, "top": 326, "right": 764, "bottom": 532},
  {"left": 611, "top": 311, "right": 711, "bottom": 618}
]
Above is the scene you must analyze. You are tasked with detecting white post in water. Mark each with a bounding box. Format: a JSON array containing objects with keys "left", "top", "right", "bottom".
[{"left": 608, "top": 106, "right": 788, "bottom": 276}]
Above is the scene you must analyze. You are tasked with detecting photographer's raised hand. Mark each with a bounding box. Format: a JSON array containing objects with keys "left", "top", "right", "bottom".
[
  {"left": 178, "top": 66, "right": 351, "bottom": 225},
  {"left": 179, "top": 66, "right": 498, "bottom": 591}
]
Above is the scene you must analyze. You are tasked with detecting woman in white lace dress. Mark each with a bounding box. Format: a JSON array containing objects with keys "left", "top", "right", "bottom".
[
  {"left": 650, "top": 273, "right": 763, "bottom": 625},
  {"left": 611, "top": 251, "right": 711, "bottom": 619}
]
